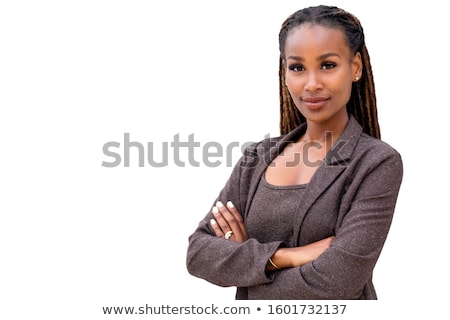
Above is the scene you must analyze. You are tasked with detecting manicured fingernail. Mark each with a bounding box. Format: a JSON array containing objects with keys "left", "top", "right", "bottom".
[
  {"left": 216, "top": 201, "right": 224, "bottom": 208},
  {"left": 226, "top": 201, "right": 234, "bottom": 208},
  {"left": 212, "top": 206, "right": 219, "bottom": 214},
  {"left": 210, "top": 218, "right": 217, "bottom": 225}
]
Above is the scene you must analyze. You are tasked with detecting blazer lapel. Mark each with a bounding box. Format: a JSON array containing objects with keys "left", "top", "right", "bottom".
[{"left": 291, "top": 116, "right": 363, "bottom": 246}]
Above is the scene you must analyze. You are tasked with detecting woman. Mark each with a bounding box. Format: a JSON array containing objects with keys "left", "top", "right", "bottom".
[{"left": 186, "top": 5, "right": 403, "bottom": 300}]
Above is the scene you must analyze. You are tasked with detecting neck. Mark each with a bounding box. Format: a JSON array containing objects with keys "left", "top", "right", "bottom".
[{"left": 303, "top": 113, "right": 349, "bottom": 144}]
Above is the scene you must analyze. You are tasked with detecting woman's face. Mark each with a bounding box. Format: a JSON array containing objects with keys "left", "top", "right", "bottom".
[{"left": 284, "top": 24, "right": 362, "bottom": 125}]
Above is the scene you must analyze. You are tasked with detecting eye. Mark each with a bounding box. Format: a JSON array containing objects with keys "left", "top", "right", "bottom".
[
  {"left": 288, "top": 64, "right": 304, "bottom": 72},
  {"left": 321, "top": 62, "right": 337, "bottom": 70}
]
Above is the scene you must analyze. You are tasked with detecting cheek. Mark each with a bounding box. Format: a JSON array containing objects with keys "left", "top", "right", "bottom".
[
  {"left": 285, "top": 75, "right": 304, "bottom": 96},
  {"left": 327, "top": 72, "right": 353, "bottom": 99},
  {"left": 337, "top": 80, "right": 354, "bottom": 101}
]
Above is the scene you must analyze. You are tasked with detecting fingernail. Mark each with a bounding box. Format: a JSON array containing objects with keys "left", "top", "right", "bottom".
[
  {"left": 226, "top": 201, "right": 234, "bottom": 208},
  {"left": 210, "top": 218, "right": 217, "bottom": 225},
  {"left": 216, "top": 201, "right": 224, "bottom": 208},
  {"left": 212, "top": 206, "right": 219, "bottom": 214}
]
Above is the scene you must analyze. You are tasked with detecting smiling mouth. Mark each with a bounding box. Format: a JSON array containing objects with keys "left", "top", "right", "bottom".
[
  {"left": 302, "top": 97, "right": 329, "bottom": 103},
  {"left": 301, "top": 97, "right": 330, "bottom": 110}
]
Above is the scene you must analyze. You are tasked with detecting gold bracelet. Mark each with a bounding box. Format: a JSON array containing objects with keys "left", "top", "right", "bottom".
[{"left": 268, "top": 257, "right": 280, "bottom": 270}]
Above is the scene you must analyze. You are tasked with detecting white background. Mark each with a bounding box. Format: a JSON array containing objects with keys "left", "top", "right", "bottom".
[{"left": 1, "top": 0, "right": 448, "bottom": 319}]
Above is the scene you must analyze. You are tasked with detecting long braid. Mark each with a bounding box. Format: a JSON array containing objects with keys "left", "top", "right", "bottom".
[
  {"left": 279, "top": 56, "right": 305, "bottom": 134},
  {"left": 278, "top": 5, "right": 381, "bottom": 139}
]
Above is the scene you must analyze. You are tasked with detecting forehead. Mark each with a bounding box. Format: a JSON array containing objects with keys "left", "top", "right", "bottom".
[{"left": 284, "top": 24, "right": 351, "bottom": 58}]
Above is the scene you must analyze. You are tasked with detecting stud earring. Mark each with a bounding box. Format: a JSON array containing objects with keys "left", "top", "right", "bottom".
[{"left": 354, "top": 76, "right": 359, "bottom": 82}]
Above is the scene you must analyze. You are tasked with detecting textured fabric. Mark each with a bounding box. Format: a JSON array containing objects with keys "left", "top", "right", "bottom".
[
  {"left": 246, "top": 176, "right": 306, "bottom": 247},
  {"left": 186, "top": 116, "right": 403, "bottom": 300}
]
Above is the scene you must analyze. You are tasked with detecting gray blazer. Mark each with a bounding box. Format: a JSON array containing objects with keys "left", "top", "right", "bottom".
[{"left": 186, "top": 116, "right": 403, "bottom": 299}]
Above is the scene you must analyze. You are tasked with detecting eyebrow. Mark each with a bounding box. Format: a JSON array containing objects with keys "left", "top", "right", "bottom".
[{"left": 286, "top": 52, "right": 341, "bottom": 61}]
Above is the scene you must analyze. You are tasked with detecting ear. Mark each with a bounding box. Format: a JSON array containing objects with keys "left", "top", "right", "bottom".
[{"left": 352, "top": 52, "right": 363, "bottom": 81}]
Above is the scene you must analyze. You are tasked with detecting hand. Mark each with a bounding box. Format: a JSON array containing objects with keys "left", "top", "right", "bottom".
[
  {"left": 290, "top": 236, "right": 335, "bottom": 267},
  {"left": 269, "top": 236, "right": 335, "bottom": 270},
  {"left": 210, "top": 201, "right": 248, "bottom": 243}
]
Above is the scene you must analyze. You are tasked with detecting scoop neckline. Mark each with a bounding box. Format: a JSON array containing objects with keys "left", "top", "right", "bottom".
[{"left": 262, "top": 172, "right": 308, "bottom": 190}]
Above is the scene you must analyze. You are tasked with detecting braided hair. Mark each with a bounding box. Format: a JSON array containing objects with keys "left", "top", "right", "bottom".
[{"left": 278, "top": 5, "right": 380, "bottom": 139}]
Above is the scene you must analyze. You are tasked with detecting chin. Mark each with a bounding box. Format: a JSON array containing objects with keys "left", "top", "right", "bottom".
[
  {"left": 299, "top": 107, "right": 348, "bottom": 126},
  {"left": 300, "top": 110, "right": 331, "bottom": 123}
]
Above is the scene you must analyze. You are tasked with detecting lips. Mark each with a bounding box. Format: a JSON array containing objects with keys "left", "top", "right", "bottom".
[{"left": 301, "top": 96, "right": 330, "bottom": 110}]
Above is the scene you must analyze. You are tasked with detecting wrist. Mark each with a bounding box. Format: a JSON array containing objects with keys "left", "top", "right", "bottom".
[{"left": 269, "top": 248, "right": 293, "bottom": 270}]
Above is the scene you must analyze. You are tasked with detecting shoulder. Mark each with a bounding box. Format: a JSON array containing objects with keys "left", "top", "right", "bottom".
[
  {"left": 356, "top": 133, "right": 402, "bottom": 163},
  {"left": 338, "top": 115, "right": 402, "bottom": 166},
  {"left": 240, "top": 129, "right": 302, "bottom": 169},
  {"left": 327, "top": 116, "right": 403, "bottom": 180},
  {"left": 239, "top": 136, "right": 282, "bottom": 169},
  {"left": 349, "top": 133, "right": 403, "bottom": 182}
]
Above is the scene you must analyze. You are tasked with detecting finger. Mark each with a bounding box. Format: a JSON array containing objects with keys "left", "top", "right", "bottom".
[
  {"left": 209, "top": 218, "right": 224, "bottom": 237},
  {"left": 211, "top": 205, "right": 232, "bottom": 235},
  {"left": 216, "top": 201, "right": 245, "bottom": 241},
  {"left": 216, "top": 201, "right": 237, "bottom": 231},
  {"left": 226, "top": 201, "right": 248, "bottom": 239}
]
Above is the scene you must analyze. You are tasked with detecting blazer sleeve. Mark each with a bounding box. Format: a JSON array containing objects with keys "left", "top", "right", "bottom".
[
  {"left": 247, "top": 145, "right": 403, "bottom": 299},
  {"left": 186, "top": 142, "right": 284, "bottom": 287}
]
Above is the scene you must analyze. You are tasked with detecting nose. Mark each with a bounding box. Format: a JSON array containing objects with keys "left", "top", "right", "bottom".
[{"left": 304, "top": 72, "right": 323, "bottom": 92}]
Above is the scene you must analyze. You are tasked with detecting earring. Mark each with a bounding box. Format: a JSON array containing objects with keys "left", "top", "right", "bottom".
[{"left": 354, "top": 76, "right": 359, "bottom": 82}]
